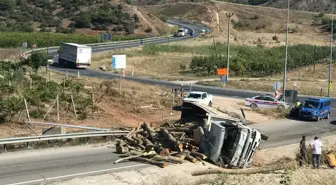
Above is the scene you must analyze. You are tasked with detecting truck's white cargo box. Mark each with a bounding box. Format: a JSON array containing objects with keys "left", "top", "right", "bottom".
[{"left": 59, "top": 43, "right": 92, "bottom": 69}]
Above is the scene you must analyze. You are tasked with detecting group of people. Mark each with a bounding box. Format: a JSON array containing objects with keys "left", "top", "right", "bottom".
[{"left": 299, "top": 135, "right": 336, "bottom": 168}]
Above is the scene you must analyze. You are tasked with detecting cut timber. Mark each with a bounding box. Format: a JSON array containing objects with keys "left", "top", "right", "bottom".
[
  {"left": 160, "top": 128, "right": 183, "bottom": 152},
  {"left": 152, "top": 155, "right": 184, "bottom": 164},
  {"left": 114, "top": 154, "right": 142, "bottom": 164},
  {"left": 121, "top": 135, "right": 145, "bottom": 150},
  {"left": 129, "top": 157, "right": 168, "bottom": 168},
  {"left": 190, "top": 151, "right": 207, "bottom": 160},
  {"left": 137, "top": 134, "right": 153, "bottom": 146},
  {"left": 116, "top": 145, "right": 129, "bottom": 154},
  {"left": 159, "top": 148, "right": 170, "bottom": 156},
  {"left": 142, "top": 122, "right": 155, "bottom": 142},
  {"left": 132, "top": 135, "right": 144, "bottom": 145},
  {"left": 192, "top": 161, "right": 297, "bottom": 176},
  {"left": 185, "top": 153, "right": 198, "bottom": 163},
  {"left": 127, "top": 128, "right": 136, "bottom": 137},
  {"left": 175, "top": 153, "right": 187, "bottom": 160}
]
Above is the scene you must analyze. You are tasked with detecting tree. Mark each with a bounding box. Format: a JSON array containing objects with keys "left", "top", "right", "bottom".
[
  {"left": 24, "top": 52, "right": 49, "bottom": 73},
  {"left": 133, "top": 14, "right": 140, "bottom": 23},
  {"left": 73, "top": 12, "right": 91, "bottom": 28},
  {"left": 0, "top": 0, "right": 15, "bottom": 11}
]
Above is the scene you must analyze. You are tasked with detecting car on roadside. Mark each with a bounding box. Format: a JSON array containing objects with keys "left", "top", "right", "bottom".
[
  {"left": 245, "top": 94, "right": 290, "bottom": 111},
  {"left": 182, "top": 91, "right": 213, "bottom": 107}
]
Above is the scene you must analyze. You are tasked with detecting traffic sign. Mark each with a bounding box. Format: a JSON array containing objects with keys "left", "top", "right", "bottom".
[
  {"left": 275, "top": 90, "right": 280, "bottom": 99},
  {"left": 273, "top": 82, "right": 281, "bottom": 91},
  {"left": 221, "top": 75, "right": 227, "bottom": 83},
  {"left": 217, "top": 68, "right": 227, "bottom": 76}
]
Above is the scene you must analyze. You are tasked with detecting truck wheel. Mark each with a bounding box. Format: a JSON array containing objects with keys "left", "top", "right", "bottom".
[
  {"left": 250, "top": 103, "right": 257, "bottom": 110},
  {"left": 208, "top": 101, "right": 212, "bottom": 107},
  {"left": 326, "top": 113, "right": 330, "bottom": 119}
]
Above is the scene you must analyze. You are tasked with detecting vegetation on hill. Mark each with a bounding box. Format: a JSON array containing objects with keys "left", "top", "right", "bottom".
[{"left": 0, "top": 0, "right": 141, "bottom": 34}]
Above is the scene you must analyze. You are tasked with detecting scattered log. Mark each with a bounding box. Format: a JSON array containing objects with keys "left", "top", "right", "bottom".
[
  {"left": 152, "top": 155, "right": 184, "bottom": 164},
  {"left": 192, "top": 161, "right": 297, "bottom": 176},
  {"left": 160, "top": 128, "right": 183, "bottom": 152},
  {"left": 116, "top": 139, "right": 127, "bottom": 146},
  {"left": 127, "top": 128, "right": 136, "bottom": 137},
  {"left": 185, "top": 153, "right": 198, "bottom": 163},
  {"left": 121, "top": 135, "right": 145, "bottom": 150},
  {"left": 179, "top": 133, "right": 186, "bottom": 141},
  {"left": 116, "top": 145, "right": 129, "bottom": 154},
  {"left": 137, "top": 134, "right": 153, "bottom": 146},
  {"left": 114, "top": 154, "right": 143, "bottom": 164},
  {"left": 142, "top": 122, "right": 156, "bottom": 142},
  {"left": 159, "top": 148, "right": 170, "bottom": 156},
  {"left": 190, "top": 151, "right": 207, "bottom": 160},
  {"left": 174, "top": 153, "right": 187, "bottom": 160},
  {"left": 132, "top": 135, "right": 144, "bottom": 145},
  {"left": 129, "top": 157, "right": 168, "bottom": 168}
]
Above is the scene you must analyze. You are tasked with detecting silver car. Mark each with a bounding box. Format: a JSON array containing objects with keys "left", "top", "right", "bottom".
[{"left": 245, "top": 95, "right": 290, "bottom": 110}]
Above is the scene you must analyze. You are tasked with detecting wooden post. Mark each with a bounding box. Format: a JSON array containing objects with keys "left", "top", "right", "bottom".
[
  {"left": 24, "top": 98, "right": 31, "bottom": 123},
  {"left": 91, "top": 91, "right": 95, "bottom": 114},
  {"left": 119, "top": 75, "right": 122, "bottom": 91},
  {"left": 57, "top": 94, "right": 59, "bottom": 121},
  {"left": 71, "top": 95, "right": 78, "bottom": 118},
  {"left": 172, "top": 94, "right": 175, "bottom": 107},
  {"left": 77, "top": 71, "right": 80, "bottom": 77},
  {"left": 66, "top": 71, "right": 68, "bottom": 78}
]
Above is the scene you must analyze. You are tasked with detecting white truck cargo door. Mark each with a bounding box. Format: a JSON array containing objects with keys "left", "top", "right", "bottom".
[{"left": 77, "top": 47, "right": 91, "bottom": 64}]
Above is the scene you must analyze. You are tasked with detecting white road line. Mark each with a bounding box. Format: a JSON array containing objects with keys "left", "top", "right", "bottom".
[{"left": 5, "top": 164, "right": 148, "bottom": 185}]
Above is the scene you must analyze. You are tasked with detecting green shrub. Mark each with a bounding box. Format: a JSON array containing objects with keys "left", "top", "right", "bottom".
[{"left": 0, "top": 97, "right": 24, "bottom": 123}]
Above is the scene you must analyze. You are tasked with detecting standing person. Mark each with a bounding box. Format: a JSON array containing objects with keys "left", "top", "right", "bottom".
[
  {"left": 311, "top": 136, "right": 323, "bottom": 168},
  {"left": 299, "top": 135, "right": 307, "bottom": 166}
]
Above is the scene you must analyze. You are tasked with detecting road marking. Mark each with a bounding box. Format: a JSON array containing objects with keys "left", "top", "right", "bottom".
[{"left": 5, "top": 164, "right": 148, "bottom": 185}]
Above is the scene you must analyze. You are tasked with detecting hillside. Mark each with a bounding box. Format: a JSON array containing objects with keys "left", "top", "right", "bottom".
[
  {"left": 217, "top": 0, "right": 333, "bottom": 13},
  {"left": 143, "top": 1, "right": 332, "bottom": 46},
  {"left": 0, "top": 0, "right": 169, "bottom": 35}
]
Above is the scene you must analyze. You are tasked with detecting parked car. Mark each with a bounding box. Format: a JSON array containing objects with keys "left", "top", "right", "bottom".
[
  {"left": 245, "top": 94, "right": 290, "bottom": 110},
  {"left": 183, "top": 91, "right": 213, "bottom": 107}
]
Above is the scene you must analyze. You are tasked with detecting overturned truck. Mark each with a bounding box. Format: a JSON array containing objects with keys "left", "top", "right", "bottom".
[
  {"left": 114, "top": 102, "right": 268, "bottom": 169},
  {"left": 181, "top": 102, "right": 267, "bottom": 168}
]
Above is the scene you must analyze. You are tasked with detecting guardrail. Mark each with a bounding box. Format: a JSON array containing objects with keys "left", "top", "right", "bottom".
[
  {"left": 0, "top": 131, "right": 128, "bottom": 145},
  {"left": 23, "top": 34, "right": 174, "bottom": 57}
]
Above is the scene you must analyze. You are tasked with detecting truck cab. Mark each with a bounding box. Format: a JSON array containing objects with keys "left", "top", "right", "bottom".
[{"left": 181, "top": 102, "right": 265, "bottom": 168}]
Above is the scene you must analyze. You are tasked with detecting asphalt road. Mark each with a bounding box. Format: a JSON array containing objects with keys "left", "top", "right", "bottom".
[{"left": 3, "top": 19, "right": 336, "bottom": 185}]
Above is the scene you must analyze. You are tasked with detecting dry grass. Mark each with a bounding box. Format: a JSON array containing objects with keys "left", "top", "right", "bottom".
[
  {"left": 0, "top": 48, "right": 21, "bottom": 61},
  {"left": 91, "top": 50, "right": 210, "bottom": 81}
]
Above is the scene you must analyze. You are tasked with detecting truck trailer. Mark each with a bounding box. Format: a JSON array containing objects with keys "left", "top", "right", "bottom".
[{"left": 58, "top": 43, "right": 92, "bottom": 69}]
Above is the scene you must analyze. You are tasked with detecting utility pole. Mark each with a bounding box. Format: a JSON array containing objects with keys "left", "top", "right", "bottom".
[
  {"left": 328, "top": 3, "right": 334, "bottom": 97},
  {"left": 282, "top": 0, "right": 290, "bottom": 102},
  {"left": 226, "top": 13, "right": 234, "bottom": 81}
]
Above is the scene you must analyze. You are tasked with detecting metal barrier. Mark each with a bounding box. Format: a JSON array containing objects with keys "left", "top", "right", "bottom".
[{"left": 0, "top": 131, "right": 128, "bottom": 145}]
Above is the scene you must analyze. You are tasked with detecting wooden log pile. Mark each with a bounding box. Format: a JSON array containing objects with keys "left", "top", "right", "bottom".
[{"left": 114, "top": 121, "right": 205, "bottom": 168}]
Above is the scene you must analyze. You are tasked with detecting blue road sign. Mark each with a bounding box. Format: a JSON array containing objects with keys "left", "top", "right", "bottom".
[{"left": 221, "top": 75, "right": 227, "bottom": 83}]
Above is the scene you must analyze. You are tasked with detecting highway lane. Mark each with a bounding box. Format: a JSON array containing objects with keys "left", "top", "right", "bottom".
[
  {"left": 0, "top": 145, "right": 148, "bottom": 185},
  {"left": 7, "top": 18, "right": 336, "bottom": 185}
]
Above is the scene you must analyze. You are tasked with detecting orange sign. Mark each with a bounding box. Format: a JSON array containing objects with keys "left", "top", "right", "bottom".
[{"left": 217, "top": 68, "right": 227, "bottom": 76}]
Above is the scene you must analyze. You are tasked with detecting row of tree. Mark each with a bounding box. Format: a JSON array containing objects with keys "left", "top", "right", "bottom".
[{"left": 190, "top": 45, "right": 332, "bottom": 77}]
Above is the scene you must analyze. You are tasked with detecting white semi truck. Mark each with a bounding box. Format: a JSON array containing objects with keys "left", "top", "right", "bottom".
[{"left": 58, "top": 43, "right": 92, "bottom": 69}]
